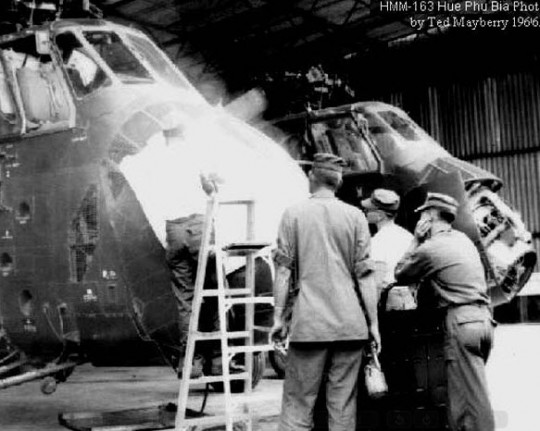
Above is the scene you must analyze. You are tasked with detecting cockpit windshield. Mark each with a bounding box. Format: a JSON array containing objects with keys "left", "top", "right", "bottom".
[
  {"left": 377, "top": 110, "right": 420, "bottom": 141},
  {"left": 56, "top": 31, "right": 110, "bottom": 97},
  {"left": 125, "top": 33, "right": 191, "bottom": 89},
  {"left": 83, "top": 31, "right": 152, "bottom": 84}
]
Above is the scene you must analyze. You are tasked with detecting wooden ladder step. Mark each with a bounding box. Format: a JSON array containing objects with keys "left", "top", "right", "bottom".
[
  {"left": 187, "top": 372, "right": 250, "bottom": 385},
  {"left": 191, "top": 330, "right": 250, "bottom": 341},
  {"left": 202, "top": 288, "right": 251, "bottom": 297},
  {"left": 180, "top": 412, "right": 251, "bottom": 428},
  {"left": 227, "top": 345, "right": 275, "bottom": 355},
  {"left": 222, "top": 241, "right": 271, "bottom": 256},
  {"left": 209, "top": 244, "right": 270, "bottom": 257},
  {"left": 218, "top": 199, "right": 255, "bottom": 206},
  {"left": 224, "top": 297, "right": 274, "bottom": 306},
  {"left": 223, "top": 241, "right": 270, "bottom": 249}
]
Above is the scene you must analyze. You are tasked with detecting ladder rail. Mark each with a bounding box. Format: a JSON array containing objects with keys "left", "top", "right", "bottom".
[
  {"left": 174, "top": 197, "right": 218, "bottom": 430},
  {"left": 244, "top": 200, "right": 256, "bottom": 430},
  {"left": 215, "top": 243, "right": 235, "bottom": 431},
  {"left": 174, "top": 195, "right": 273, "bottom": 431}
]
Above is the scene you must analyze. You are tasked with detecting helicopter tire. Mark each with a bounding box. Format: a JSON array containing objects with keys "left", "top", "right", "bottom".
[{"left": 210, "top": 352, "right": 266, "bottom": 393}]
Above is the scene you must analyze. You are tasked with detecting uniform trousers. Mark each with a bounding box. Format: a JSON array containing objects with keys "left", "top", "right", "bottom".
[
  {"left": 444, "top": 304, "right": 496, "bottom": 431},
  {"left": 165, "top": 214, "right": 219, "bottom": 363},
  {"left": 279, "top": 340, "right": 366, "bottom": 431}
]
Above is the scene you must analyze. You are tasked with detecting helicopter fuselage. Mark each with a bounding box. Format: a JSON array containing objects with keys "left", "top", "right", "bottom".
[{"left": 0, "top": 19, "right": 308, "bottom": 370}]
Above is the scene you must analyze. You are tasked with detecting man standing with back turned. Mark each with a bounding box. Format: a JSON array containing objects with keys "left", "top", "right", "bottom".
[
  {"left": 270, "top": 153, "right": 380, "bottom": 431},
  {"left": 395, "top": 192, "right": 496, "bottom": 431}
]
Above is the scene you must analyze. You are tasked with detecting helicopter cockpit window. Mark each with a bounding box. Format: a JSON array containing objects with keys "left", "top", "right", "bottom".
[
  {"left": 378, "top": 110, "right": 420, "bottom": 141},
  {"left": 56, "top": 32, "right": 109, "bottom": 97},
  {"left": 309, "top": 115, "right": 380, "bottom": 173},
  {"left": 125, "top": 34, "right": 190, "bottom": 89},
  {"left": 0, "top": 34, "right": 71, "bottom": 133},
  {"left": 83, "top": 31, "right": 152, "bottom": 84}
]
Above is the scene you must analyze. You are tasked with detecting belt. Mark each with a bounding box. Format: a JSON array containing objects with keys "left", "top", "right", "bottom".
[{"left": 447, "top": 301, "right": 489, "bottom": 310}]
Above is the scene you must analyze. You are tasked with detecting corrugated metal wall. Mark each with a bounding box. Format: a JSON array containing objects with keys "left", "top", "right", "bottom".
[
  {"left": 389, "top": 72, "right": 540, "bottom": 158},
  {"left": 383, "top": 72, "right": 540, "bottom": 267}
]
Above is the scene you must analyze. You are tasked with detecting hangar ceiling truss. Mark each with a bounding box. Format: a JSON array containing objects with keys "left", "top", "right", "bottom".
[{"left": 95, "top": 0, "right": 442, "bottom": 83}]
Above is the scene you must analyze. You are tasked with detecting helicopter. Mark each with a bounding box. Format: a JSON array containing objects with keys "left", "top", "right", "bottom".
[
  {"left": 0, "top": 1, "right": 535, "bottom": 408},
  {"left": 0, "top": 1, "right": 309, "bottom": 394},
  {"left": 259, "top": 101, "right": 537, "bottom": 387},
  {"left": 263, "top": 101, "right": 537, "bottom": 306}
]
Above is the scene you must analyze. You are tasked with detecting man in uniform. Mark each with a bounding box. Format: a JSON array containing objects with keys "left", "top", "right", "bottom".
[
  {"left": 270, "top": 153, "right": 380, "bottom": 431},
  {"left": 162, "top": 126, "right": 222, "bottom": 378},
  {"left": 395, "top": 192, "right": 496, "bottom": 431},
  {"left": 361, "top": 188, "right": 414, "bottom": 299}
]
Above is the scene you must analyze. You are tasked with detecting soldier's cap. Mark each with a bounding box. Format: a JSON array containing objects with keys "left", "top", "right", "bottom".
[
  {"left": 311, "top": 153, "right": 346, "bottom": 173},
  {"left": 361, "top": 188, "right": 400, "bottom": 213},
  {"left": 415, "top": 192, "right": 459, "bottom": 220}
]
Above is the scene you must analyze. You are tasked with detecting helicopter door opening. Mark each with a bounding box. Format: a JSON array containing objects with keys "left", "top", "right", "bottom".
[{"left": 0, "top": 33, "right": 73, "bottom": 134}]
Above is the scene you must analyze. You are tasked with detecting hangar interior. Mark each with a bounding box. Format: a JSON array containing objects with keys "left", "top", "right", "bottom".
[
  {"left": 0, "top": 1, "right": 539, "bottom": 430},
  {"left": 0, "top": 1, "right": 536, "bottom": 319},
  {"left": 88, "top": 0, "right": 540, "bottom": 323}
]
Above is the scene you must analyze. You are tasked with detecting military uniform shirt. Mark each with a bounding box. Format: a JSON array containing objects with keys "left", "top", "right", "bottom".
[
  {"left": 394, "top": 227, "right": 489, "bottom": 308},
  {"left": 275, "top": 189, "right": 373, "bottom": 342}
]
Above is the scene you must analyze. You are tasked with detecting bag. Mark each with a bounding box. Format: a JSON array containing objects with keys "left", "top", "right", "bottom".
[
  {"left": 364, "top": 344, "right": 388, "bottom": 399},
  {"left": 385, "top": 285, "right": 417, "bottom": 311}
]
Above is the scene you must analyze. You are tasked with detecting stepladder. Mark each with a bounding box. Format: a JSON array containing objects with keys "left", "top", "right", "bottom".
[{"left": 174, "top": 194, "right": 275, "bottom": 431}]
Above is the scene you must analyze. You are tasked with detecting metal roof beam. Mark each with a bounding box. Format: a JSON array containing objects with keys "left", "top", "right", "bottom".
[{"left": 100, "top": 0, "right": 138, "bottom": 7}]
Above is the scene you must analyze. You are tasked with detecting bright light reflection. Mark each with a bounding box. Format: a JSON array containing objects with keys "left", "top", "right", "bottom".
[{"left": 119, "top": 106, "right": 308, "bottom": 271}]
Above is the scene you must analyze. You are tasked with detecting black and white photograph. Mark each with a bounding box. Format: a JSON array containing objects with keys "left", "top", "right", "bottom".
[{"left": 0, "top": 1, "right": 538, "bottom": 430}]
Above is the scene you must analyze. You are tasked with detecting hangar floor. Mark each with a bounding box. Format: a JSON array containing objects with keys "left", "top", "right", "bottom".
[{"left": 0, "top": 324, "right": 538, "bottom": 431}]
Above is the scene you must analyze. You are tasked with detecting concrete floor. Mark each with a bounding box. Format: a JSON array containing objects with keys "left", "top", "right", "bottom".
[
  {"left": 0, "top": 362, "right": 283, "bottom": 431},
  {"left": 0, "top": 324, "right": 539, "bottom": 430},
  {"left": 486, "top": 324, "right": 540, "bottom": 431}
]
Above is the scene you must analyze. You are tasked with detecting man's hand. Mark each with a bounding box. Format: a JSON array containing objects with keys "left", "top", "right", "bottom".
[
  {"left": 414, "top": 216, "right": 432, "bottom": 243},
  {"left": 270, "top": 316, "right": 288, "bottom": 344},
  {"left": 369, "top": 324, "right": 381, "bottom": 355}
]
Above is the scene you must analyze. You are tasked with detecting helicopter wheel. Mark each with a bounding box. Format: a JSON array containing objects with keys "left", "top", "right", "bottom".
[{"left": 210, "top": 352, "right": 266, "bottom": 393}]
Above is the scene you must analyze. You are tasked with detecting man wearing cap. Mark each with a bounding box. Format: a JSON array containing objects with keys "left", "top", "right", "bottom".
[
  {"left": 361, "top": 189, "right": 414, "bottom": 298},
  {"left": 395, "top": 192, "right": 495, "bottom": 431},
  {"left": 271, "top": 153, "right": 380, "bottom": 431}
]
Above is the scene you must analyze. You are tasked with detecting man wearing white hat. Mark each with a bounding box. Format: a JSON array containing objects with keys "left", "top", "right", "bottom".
[
  {"left": 395, "top": 192, "right": 495, "bottom": 431},
  {"left": 361, "top": 188, "right": 414, "bottom": 304}
]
